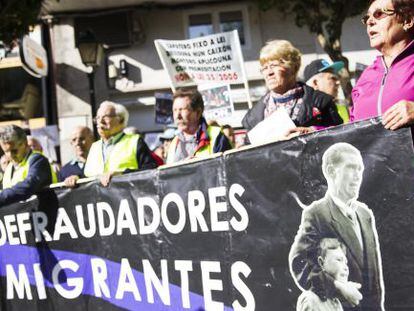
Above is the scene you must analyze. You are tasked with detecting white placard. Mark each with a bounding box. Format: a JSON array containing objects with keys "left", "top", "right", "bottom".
[
  {"left": 247, "top": 109, "right": 297, "bottom": 145},
  {"left": 155, "top": 30, "right": 246, "bottom": 88}
]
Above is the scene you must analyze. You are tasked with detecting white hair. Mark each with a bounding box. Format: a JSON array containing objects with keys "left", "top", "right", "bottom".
[{"left": 99, "top": 100, "right": 129, "bottom": 127}]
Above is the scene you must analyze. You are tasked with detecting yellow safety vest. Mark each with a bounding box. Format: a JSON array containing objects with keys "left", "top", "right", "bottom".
[
  {"left": 84, "top": 133, "right": 140, "bottom": 177},
  {"left": 2, "top": 151, "right": 57, "bottom": 189},
  {"left": 166, "top": 125, "right": 222, "bottom": 164}
]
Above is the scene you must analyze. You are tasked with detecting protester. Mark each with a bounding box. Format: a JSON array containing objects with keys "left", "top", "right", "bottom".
[
  {"left": 304, "top": 59, "right": 350, "bottom": 123},
  {"left": 166, "top": 88, "right": 232, "bottom": 164},
  {"left": 58, "top": 126, "right": 94, "bottom": 187},
  {"left": 27, "top": 135, "right": 43, "bottom": 152},
  {"left": 124, "top": 126, "right": 165, "bottom": 166},
  {"left": 0, "top": 125, "right": 57, "bottom": 205},
  {"left": 84, "top": 101, "right": 157, "bottom": 186},
  {"left": 304, "top": 59, "right": 344, "bottom": 99},
  {"left": 222, "top": 124, "right": 235, "bottom": 148},
  {"left": 242, "top": 40, "right": 342, "bottom": 139},
  {"left": 296, "top": 238, "right": 348, "bottom": 311},
  {"left": 351, "top": 0, "right": 414, "bottom": 130}
]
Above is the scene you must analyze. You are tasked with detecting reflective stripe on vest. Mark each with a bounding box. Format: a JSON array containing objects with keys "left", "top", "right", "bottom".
[
  {"left": 2, "top": 151, "right": 57, "bottom": 189},
  {"left": 84, "top": 133, "right": 139, "bottom": 177},
  {"left": 166, "top": 126, "right": 222, "bottom": 164}
]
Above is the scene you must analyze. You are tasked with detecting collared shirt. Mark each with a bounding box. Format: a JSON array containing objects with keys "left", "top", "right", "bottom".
[
  {"left": 173, "top": 129, "right": 199, "bottom": 163},
  {"left": 330, "top": 193, "right": 364, "bottom": 250},
  {"left": 70, "top": 159, "right": 85, "bottom": 170},
  {"left": 102, "top": 131, "right": 124, "bottom": 163}
]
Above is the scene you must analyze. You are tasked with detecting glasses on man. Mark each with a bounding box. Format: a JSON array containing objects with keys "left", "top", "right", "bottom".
[
  {"left": 260, "top": 60, "right": 286, "bottom": 74},
  {"left": 361, "top": 8, "right": 396, "bottom": 25},
  {"left": 93, "top": 114, "right": 117, "bottom": 124}
]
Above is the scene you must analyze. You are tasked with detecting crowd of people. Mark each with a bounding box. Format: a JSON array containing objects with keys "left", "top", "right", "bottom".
[{"left": 0, "top": 0, "right": 412, "bottom": 308}]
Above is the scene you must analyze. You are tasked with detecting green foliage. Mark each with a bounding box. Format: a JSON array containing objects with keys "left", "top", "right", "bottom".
[
  {"left": 256, "top": 0, "right": 368, "bottom": 98},
  {"left": 256, "top": 0, "right": 367, "bottom": 53},
  {"left": 0, "top": 0, "right": 42, "bottom": 45}
]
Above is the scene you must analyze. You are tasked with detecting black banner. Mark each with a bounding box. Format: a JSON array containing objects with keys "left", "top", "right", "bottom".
[{"left": 0, "top": 118, "right": 413, "bottom": 310}]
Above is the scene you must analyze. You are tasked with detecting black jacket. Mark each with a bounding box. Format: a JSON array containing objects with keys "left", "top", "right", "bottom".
[{"left": 242, "top": 83, "right": 343, "bottom": 131}]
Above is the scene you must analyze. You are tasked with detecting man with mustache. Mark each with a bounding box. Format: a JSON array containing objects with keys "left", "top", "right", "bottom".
[
  {"left": 84, "top": 101, "right": 156, "bottom": 186},
  {"left": 289, "top": 143, "right": 384, "bottom": 310},
  {"left": 0, "top": 125, "right": 57, "bottom": 205},
  {"left": 165, "top": 88, "right": 231, "bottom": 164}
]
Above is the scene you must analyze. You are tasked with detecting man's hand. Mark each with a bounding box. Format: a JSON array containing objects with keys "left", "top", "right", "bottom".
[
  {"left": 382, "top": 100, "right": 414, "bottom": 130},
  {"left": 334, "top": 280, "right": 363, "bottom": 307},
  {"left": 64, "top": 175, "right": 80, "bottom": 188},
  {"left": 99, "top": 172, "right": 114, "bottom": 187}
]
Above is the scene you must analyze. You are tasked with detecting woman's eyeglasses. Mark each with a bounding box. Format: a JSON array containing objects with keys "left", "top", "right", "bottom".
[
  {"left": 361, "top": 8, "right": 396, "bottom": 25},
  {"left": 260, "top": 60, "right": 286, "bottom": 74}
]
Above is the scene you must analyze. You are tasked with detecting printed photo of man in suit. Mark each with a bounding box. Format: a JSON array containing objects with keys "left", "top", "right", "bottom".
[{"left": 289, "top": 142, "right": 384, "bottom": 310}]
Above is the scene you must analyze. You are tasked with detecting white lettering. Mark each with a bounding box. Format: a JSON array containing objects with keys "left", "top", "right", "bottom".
[
  {"left": 201, "top": 261, "right": 223, "bottom": 310},
  {"left": 52, "top": 260, "right": 83, "bottom": 299},
  {"left": 4, "top": 215, "right": 19, "bottom": 245},
  {"left": 174, "top": 260, "right": 193, "bottom": 308},
  {"left": 161, "top": 193, "right": 186, "bottom": 234},
  {"left": 76, "top": 204, "right": 96, "bottom": 238},
  {"left": 143, "top": 259, "right": 170, "bottom": 305},
  {"left": 115, "top": 258, "right": 141, "bottom": 301},
  {"left": 209, "top": 187, "right": 229, "bottom": 232},
  {"left": 53, "top": 208, "right": 78, "bottom": 240},
  {"left": 6, "top": 264, "right": 32, "bottom": 299},
  {"left": 32, "top": 212, "right": 52, "bottom": 242},
  {"left": 187, "top": 190, "right": 208, "bottom": 232},
  {"left": 96, "top": 202, "right": 115, "bottom": 236},
  {"left": 91, "top": 258, "right": 110, "bottom": 298},
  {"left": 117, "top": 199, "right": 137, "bottom": 235},
  {"left": 16, "top": 212, "right": 32, "bottom": 244},
  {"left": 229, "top": 184, "right": 249, "bottom": 232},
  {"left": 231, "top": 261, "right": 255, "bottom": 311},
  {"left": 137, "top": 197, "right": 160, "bottom": 235},
  {"left": 33, "top": 263, "right": 47, "bottom": 300}
]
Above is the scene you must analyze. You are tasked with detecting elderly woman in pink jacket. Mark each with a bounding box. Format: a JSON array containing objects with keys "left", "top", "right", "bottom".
[{"left": 351, "top": 0, "right": 414, "bottom": 130}]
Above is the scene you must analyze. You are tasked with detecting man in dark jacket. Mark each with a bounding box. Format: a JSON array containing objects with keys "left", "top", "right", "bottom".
[
  {"left": 0, "top": 125, "right": 56, "bottom": 206},
  {"left": 289, "top": 143, "right": 384, "bottom": 311},
  {"left": 58, "top": 126, "right": 94, "bottom": 187}
]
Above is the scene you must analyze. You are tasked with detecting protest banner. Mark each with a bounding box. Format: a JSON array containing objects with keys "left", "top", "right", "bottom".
[
  {"left": 199, "top": 84, "right": 233, "bottom": 122},
  {"left": 154, "top": 30, "right": 252, "bottom": 108},
  {"left": 0, "top": 118, "right": 413, "bottom": 310}
]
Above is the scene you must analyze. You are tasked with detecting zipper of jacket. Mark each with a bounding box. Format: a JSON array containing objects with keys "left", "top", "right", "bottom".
[{"left": 377, "top": 57, "right": 389, "bottom": 116}]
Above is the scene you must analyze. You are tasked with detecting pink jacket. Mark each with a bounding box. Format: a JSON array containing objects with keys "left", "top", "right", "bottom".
[{"left": 351, "top": 40, "right": 414, "bottom": 121}]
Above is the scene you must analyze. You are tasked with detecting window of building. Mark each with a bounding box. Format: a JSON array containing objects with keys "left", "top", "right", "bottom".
[
  {"left": 219, "top": 11, "right": 245, "bottom": 45},
  {"left": 185, "top": 6, "right": 250, "bottom": 47},
  {"left": 188, "top": 13, "right": 214, "bottom": 38}
]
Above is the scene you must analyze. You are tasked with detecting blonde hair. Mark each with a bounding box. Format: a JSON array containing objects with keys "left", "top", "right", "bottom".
[{"left": 259, "top": 40, "right": 302, "bottom": 76}]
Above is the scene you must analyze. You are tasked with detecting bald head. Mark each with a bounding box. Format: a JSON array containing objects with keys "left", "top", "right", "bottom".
[
  {"left": 70, "top": 126, "right": 94, "bottom": 161},
  {"left": 27, "top": 136, "right": 43, "bottom": 152}
]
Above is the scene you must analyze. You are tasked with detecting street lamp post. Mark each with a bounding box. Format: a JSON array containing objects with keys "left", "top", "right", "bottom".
[{"left": 76, "top": 30, "right": 104, "bottom": 137}]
